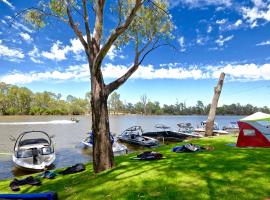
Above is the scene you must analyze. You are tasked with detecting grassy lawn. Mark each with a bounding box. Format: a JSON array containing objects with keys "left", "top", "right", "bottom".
[{"left": 1, "top": 134, "right": 270, "bottom": 200}]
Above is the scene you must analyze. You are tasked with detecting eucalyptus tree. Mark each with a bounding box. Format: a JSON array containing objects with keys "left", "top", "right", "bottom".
[
  {"left": 23, "top": 0, "right": 173, "bottom": 172},
  {"left": 0, "top": 83, "right": 10, "bottom": 115},
  {"left": 108, "top": 92, "right": 122, "bottom": 114}
]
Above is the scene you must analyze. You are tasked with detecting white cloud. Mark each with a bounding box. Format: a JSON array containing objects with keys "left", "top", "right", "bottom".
[
  {"left": 68, "top": 37, "right": 85, "bottom": 54},
  {"left": 2, "top": 62, "right": 270, "bottom": 84},
  {"left": 177, "top": 37, "right": 186, "bottom": 52},
  {"left": 41, "top": 41, "right": 69, "bottom": 61},
  {"left": 234, "top": 19, "right": 243, "bottom": 27},
  {"left": 28, "top": 46, "right": 43, "bottom": 63},
  {"left": 1, "top": 0, "right": 15, "bottom": 10},
  {"left": 252, "top": 0, "right": 266, "bottom": 8},
  {"left": 41, "top": 37, "right": 124, "bottom": 61},
  {"left": 19, "top": 32, "right": 32, "bottom": 42},
  {"left": 196, "top": 35, "right": 209, "bottom": 45},
  {"left": 225, "top": 19, "right": 243, "bottom": 31},
  {"left": 209, "top": 63, "right": 270, "bottom": 81},
  {"left": 0, "top": 42, "right": 24, "bottom": 61},
  {"left": 0, "top": 71, "right": 77, "bottom": 84},
  {"left": 256, "top": 40, "right": 270, "bottom": 46},
  {"left": 1, "top": 19, "right": 7, "bottom": 25},
  {"left": 215, "top": 35, "right": 234, "bottom": 46},
  {"left": 251, "top": 20, "right": 258, "bottom": 28},
  {"left": 107, "top": 45, "right": 125, "bottom": 60},
  {"left": 10, "top": 20, "right": 33, "bottom": 33},
  {"left": 216, "top": 19, "right": 227, "bottom": 24},
  {"left": 169, "top": 0, "right": 232, "bottom": 8},
  {"left": 30, "top": 57, "right": 43, "bottom": 64},
  {"left": 241, "top": 2, "right": 270, "bottom": 27},
  {"left": 207, "top": 26, "right": 212, "bottom": 33}
]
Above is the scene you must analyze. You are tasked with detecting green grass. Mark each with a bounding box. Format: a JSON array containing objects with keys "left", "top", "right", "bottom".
[{"left": 1, "top": 135, "right": 270, "bottom": 200}]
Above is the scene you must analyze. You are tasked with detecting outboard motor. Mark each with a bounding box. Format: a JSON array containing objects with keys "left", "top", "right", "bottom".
[{"left": 32, "top": 148, "right": 39, "bottom": 165}]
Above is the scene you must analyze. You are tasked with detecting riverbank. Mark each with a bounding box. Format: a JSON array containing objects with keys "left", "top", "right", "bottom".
[{"left": 1, "top": 135, "right": 270, "bottom": 199}]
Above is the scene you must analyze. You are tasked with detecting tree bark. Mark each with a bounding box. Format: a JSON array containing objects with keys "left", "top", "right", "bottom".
[
  {"left": 91, "top": 66, "right": 114, "bottom": 173},
  {"left": 205, "top": 72, "right": 225, "bottom": 136}
]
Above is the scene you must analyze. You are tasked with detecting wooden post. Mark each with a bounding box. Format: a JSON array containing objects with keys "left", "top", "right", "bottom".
[{"left": 205, "top": 73, "right": 225, "bottom": 136}]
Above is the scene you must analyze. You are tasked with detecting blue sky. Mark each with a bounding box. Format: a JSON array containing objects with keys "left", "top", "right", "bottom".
[{"left": 0, "top": 0, "right": 270, "bottom": 107}]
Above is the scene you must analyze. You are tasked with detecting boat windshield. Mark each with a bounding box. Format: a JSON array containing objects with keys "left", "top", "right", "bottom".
[
  {"left": 19, "top": 138, "right": 49, "bottom": 147},
  {"left": 155, "top": 124, "right": 171, "bottom": 130},
  {"left": 16, "top": 146, "right": 53, "bottom": 158},
  {"left": 201, "top": 121, "right": 219, "bottom": 130},
  {"left": 17, "top": 149, "right": 33, "bottom": 158},
  {"left": 178, "top": 123, "right": 194, "bottom": 133},
  {"left": 122, "top": 126, "right": 143, "bottom": 136}
]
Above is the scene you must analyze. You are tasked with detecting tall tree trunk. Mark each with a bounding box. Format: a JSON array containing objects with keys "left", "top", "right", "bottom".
[
  {"left": 91, "top": 69, "right": 114, "bottom": 173},
  {"left": 205, "top": 72, "right": 225, "bottom": 136}
]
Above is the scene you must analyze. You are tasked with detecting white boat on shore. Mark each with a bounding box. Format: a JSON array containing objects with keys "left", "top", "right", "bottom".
[
  {"left": 177, "top": 123, "right": 204, "bottom": 138},
  {"left": 194, "top": 121, "right": 229, "bottom": 135},
  {"left": 12, "top": 131, "right": 55, "bottom": 171},
  {"left": 82, "top": 131, "right": 128, "bottom": 154}
]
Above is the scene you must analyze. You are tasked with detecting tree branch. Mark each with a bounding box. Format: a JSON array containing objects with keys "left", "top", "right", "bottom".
[
  {"left": 93, "top": 0, "right": 144, "bottom": 73},
  {"left": 148, "top": 0, "right": 170, "bottom": 16},
  {"left": 66, "top": 5, "right": 89, "bottom": 57},
  {"left": 105, "top": 37, "right": 172, "bottom": 95},
  {"left": 93, "top": 0, "right": 106, "bottom": 48},
  {"left": 82, "top": 0, "right": 92, "bottom": 53},
  {"left": 105, "top": 55, "right": 140, "bottom": 94},
  {"left": 139, "top": 42, "right": 170, "bottom": 65},
  {"left": 117, "top": 0, "right": 123, "bottom": 26}
]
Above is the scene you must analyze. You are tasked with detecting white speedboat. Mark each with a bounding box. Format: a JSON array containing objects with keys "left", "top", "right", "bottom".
[
  {"left": 12, "top": 131, "right": 55, "bottom": 171},
  {"left": 194, "top": 121, "right": 229, "bottom": 134},
  {"left": 177, "top": 123, "right": 204, "bottom": 138},
  {"left": 222, "top": 122, "right": 239, "bottom": 133},
  {"left": 82, "top": 131, "right": 128, "bottom": 154},
  {"left": 118, "top": 126, "right": 159, "bottom": 147}
]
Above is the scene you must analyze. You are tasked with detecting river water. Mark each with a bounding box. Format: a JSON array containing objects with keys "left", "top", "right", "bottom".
[{"left": 0, "top": 115, "right": 243, "bottom": 180}]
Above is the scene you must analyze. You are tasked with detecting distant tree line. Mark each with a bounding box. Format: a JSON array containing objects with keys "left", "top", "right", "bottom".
[
  {"left": 0, "top": 82, "right": 268, "bottom": 116},
  {"left": 108, "top": 92, "right": 270, "bottom": 116},
  {"left": 0, "top": 82, "right": 90, "bottom": 115}
]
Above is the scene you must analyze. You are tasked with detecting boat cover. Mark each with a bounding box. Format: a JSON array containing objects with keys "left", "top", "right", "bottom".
[{"left": 0, "top": 192, "right": 57, "bottom": 200}]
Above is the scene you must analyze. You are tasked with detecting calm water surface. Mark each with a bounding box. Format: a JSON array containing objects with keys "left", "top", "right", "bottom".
[{"left": 0, "top": 115, "right": 243, "bottom": 180}]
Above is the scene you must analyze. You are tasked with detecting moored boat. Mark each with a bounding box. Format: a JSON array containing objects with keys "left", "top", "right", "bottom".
[
  {"left": 194, "top": 121, "right": 229, "bottom": 134},
  {"left": 142, "top": 124, "right": 189, "bottom": 141},
  {"left": 177, "top": 123, "right": 204, "bottom": 138},
  {"left": 12, "top": 131, "right": 56, "bottom": 171},
  {"left": 118, "top": 126, "right": 159, "bottom": 147},
  {"left": 82, "top": 131, "right": 128, "bottom": 154},
  {"left": 222, "top": 122, "right": 239, "bottom": 133}
]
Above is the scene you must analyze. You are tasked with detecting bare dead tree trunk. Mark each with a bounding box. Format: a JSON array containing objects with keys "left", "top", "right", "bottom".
[
  {"left": 205, "top": 72, "right": 225, "bottom": 136},
  {"left": 91, "top": 67, "right": 114, "bottom": 173}
]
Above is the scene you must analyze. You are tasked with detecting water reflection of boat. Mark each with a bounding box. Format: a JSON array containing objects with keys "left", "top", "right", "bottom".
[
  {"left": 118, "top": 126, "right": 159, "bottom": 147},
  {"left": 12, "top": 131, "right": 55, "bottom": 171},
  {"left": 194, "top": 121, "right": 229, "bottom": 134},
  {"left": 82, "top": 131, "right": 128, "bottom": 154},
  {"left": 142, "top": 124, "right": 190, "bottom": 141}
]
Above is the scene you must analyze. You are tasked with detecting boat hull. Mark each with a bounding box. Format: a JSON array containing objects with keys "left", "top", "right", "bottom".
[
  {"left": 142, "top": 131, "right": 188, "bottom": 141},
  {"left": 117, "top": 137, "right": 158, "bottom": 147},
  {"left": 81, "top": 141, "right": 128, "bottom": 154},
  {"left": 194, "top": 128, "right": 229, "bottom": 134},
  {"left": 12, "top": 154, "right": 56, "bottom": 172}
]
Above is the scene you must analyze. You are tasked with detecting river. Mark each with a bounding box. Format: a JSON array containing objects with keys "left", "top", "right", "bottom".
[{"left": 0, "top": 115, "right": 243, "bottom": 180}]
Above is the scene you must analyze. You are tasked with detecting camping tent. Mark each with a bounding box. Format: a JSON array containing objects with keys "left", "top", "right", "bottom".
[{"left": 237, "top": 112, "right": 270, "bottom": 147}]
